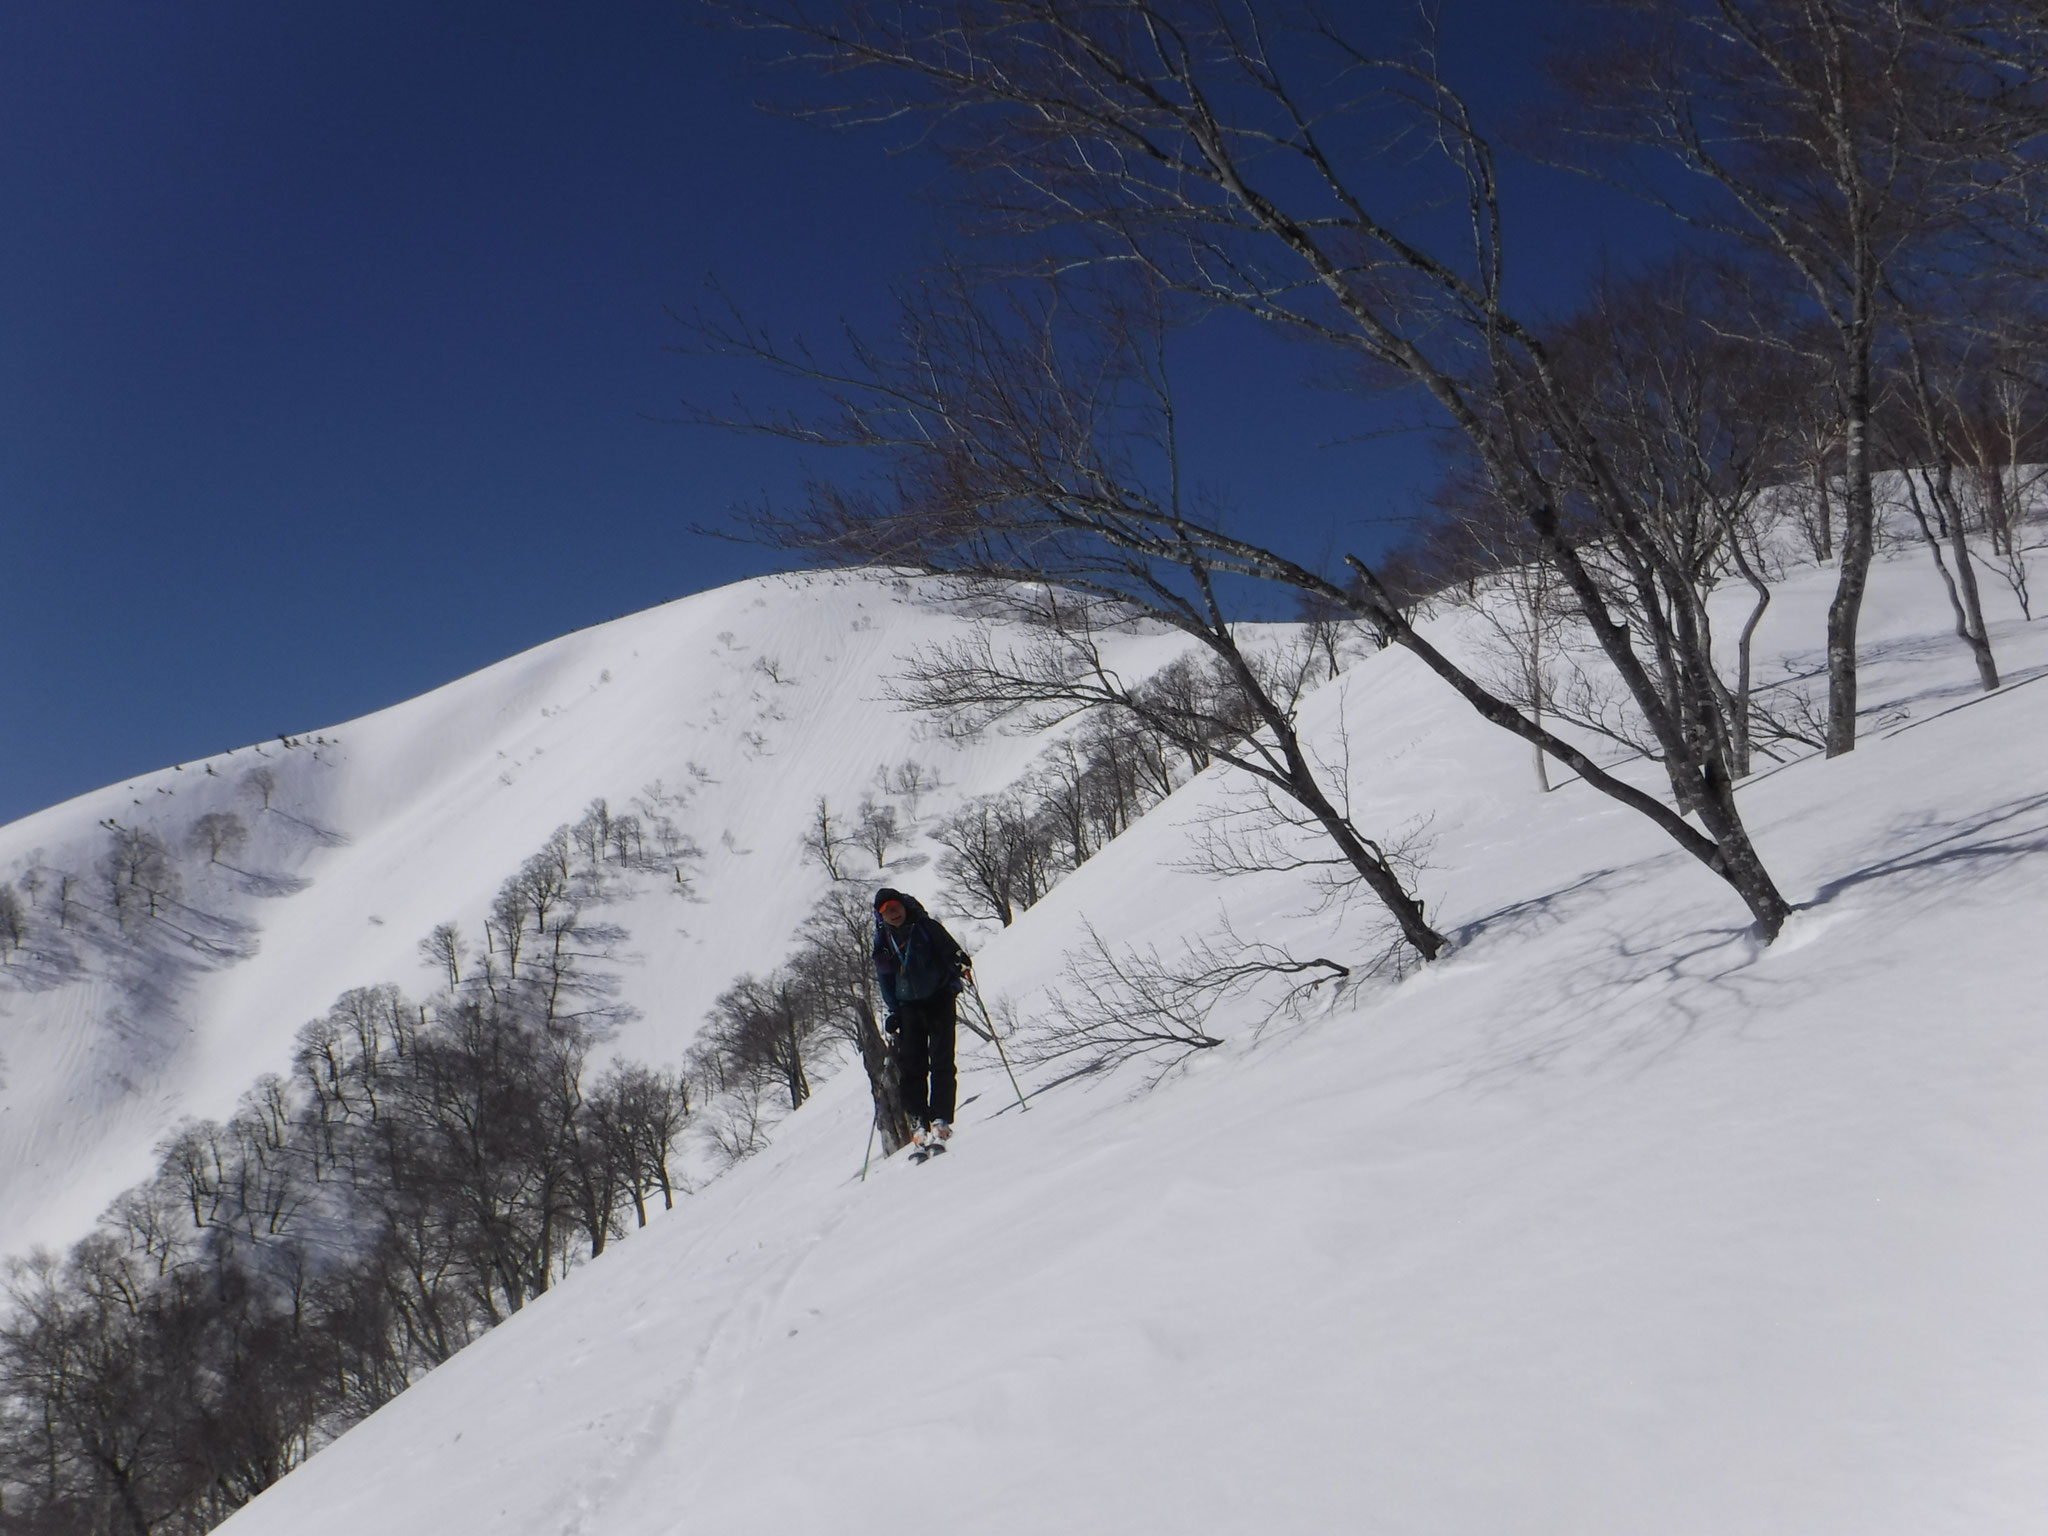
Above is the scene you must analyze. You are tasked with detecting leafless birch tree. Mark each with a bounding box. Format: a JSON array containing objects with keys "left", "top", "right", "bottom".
[{"left": 723, "top": 0, "right": 1797, "bottom": 935}]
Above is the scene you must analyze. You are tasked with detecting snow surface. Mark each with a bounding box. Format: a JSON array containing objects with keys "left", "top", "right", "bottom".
[{"left": 10, "top": 550, "right": 2048, "bottom": 1533}]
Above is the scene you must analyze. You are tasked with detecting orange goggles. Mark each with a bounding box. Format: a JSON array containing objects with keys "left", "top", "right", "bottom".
[{"left": 877, "top": 900, "right": 907, "bottom": 922}]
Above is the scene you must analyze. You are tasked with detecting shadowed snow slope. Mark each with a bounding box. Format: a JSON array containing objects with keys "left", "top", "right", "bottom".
[{"left": 185, "top": 550, "right": 2048, "bottom": 1536}]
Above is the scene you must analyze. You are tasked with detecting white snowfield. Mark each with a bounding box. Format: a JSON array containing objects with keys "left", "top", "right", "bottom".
[{"left": 9, "top": 554, "right": 2048, "bottom": 1534}]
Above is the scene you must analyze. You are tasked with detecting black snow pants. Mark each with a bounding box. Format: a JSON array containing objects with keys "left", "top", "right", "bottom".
[{"left": 891, "top": 992, "right": 958, "bottom": 1128}]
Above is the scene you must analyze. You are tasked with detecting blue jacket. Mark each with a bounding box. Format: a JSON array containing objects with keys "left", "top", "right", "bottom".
[{"left": 873, "top": 890, "right": 967, "bottom": 1013}]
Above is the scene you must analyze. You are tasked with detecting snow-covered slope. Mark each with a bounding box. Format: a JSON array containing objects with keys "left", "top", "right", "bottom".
[
  {"left": 0, "top": 571, "right": 1192, "bottom": 1259},
  {"left": 8, "top": 547, "right": 2047, "bottom": 1532},
  {"left": 161, "top": 548, "right": 2048, "bottom": 1535}
]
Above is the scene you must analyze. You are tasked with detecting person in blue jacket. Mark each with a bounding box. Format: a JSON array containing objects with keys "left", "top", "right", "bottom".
[{"left": 873, "top": 887, "right": 970, "bottom": 1150}]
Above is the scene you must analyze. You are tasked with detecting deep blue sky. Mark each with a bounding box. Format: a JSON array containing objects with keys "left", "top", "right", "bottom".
[{"left": 0, "top": 1, "right": 1659, "bottom": 824}]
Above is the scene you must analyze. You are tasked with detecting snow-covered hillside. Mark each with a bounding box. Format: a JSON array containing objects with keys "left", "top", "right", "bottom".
[
  {"left": 0, "top": 571, "right": 1191, "bottom": 1260},
  {"left": 9, "top": 547, "right": 2048, "bottom": 1533},
  {"left": 161, "top": 547, "right": 2044, "bottom": 1535}
]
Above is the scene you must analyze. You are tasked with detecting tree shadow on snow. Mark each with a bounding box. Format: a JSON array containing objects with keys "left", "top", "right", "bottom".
[
  {"left": 221, "top": 864, "right": 315, "bottom": 899},
  {"left": 1451, "top": 866, "right": 1638, "bottom": 951},
  {"left": 1445, "top": 788, "right": 2048, "bottom": 1097},
  {"left": 1804, "top": 789, "right": 2048, "bottom": 910},
  {"left": 1450, "top": 914, "right": 1796, "bottom": 1097},
  {"left": 0, "top": 932, "right": 93, "bottom": 993},
  {"left": 1876, "top": 662, "right": 2048, "bottom": 743},
  {"left": 262, "top": 807, "right": 351, "bottom": 848}
]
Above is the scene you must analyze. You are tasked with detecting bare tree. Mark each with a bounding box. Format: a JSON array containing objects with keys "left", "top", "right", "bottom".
[
  {"left": 882, "top": 758, "right": 941, "bottom": 820},
  {"left": 714, "top": 4, "right": 1794, "bottom": 935},
  {"left": 572, "top": 798, "right": 616, "bottom": 878},
  {"left": 699, "top": 266, "right": 1445, "bottom": 960},
  {"left": 1912, "top": 297, "right": 2048, "bottom": 620},
  {"left": 99, "top": 823, "right": 181, "bottom": 926},
  {"left": 854, "top": 796, "right": 899, "bottom": 869},
  {"left": 1025, "top": 920, "right": 1348, "bottom": 1082},
  {"left": 707, "top": 976, "right": 815, "bottom": 1112},
  {"left": 1423, "top": 469, "right": 1576, "bottom": 792},
  {"left": 802, "top": 795, "right": 850, "bottom": 881},
  {"left": 933, "top": 787, "right": 1059, "bottom": 926},
  {"left": 1886, "top": 320, "right": 2004, "bottom": 688},
  {"left": 188, "top": 810, "right": 250, "bottom": 866},
  {"left": 1545, "top": 262, "right": 1817, "bottom": 780},
  {"left": 51, "top": 870, "right": 79, "bottom": 930},
  {"left": 242, "top": 765, "right": 279, "bottom": 811},
  {"left": 0, "top": 885, "right": 25, "bottom": 959},
  {"left": 422, "top": 922, "right": 465, "bottom": 990},
  {"left": 587, "top": 1063, "right": 690, "bottom": 1220}
]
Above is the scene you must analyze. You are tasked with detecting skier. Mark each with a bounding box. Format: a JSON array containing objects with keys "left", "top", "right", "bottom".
[{"left": 873, "top": 887, "right": 970, "bottom": 1157}]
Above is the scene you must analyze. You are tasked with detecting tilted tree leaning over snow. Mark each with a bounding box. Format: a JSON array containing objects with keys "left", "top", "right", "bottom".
[
  {"left": 699, "top": 272, "right": 1451, "bottom": 962},
  {"left": 714, "top": 0, "right": 1803, "bottom": 937}
]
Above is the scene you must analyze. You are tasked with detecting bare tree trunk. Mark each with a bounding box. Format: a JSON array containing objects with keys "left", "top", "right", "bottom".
[
  {"left": 1349, "top": 557, "right": 1792, "bottom": 938},
  {"left": 1524, "top": 566, "right": 1554, "bottom": 792},
  {"left": 1904, "top": 469, "right": 2001, "bottom": 690},
  {"left": 1278, "top": 737, "right": 1445, "bottom": 959},
  {"left": 1723, "top": 537, "right": 1774, "bottom": 780},
  {"left": 1814, "top": 457, "right": 1836, "bottom": 562},
  {"left": 1945, "top": 474, "right": 2001, "bottom": 690},
  {"left": 1201, "top": 624, "right": 1447, "bottom": 961},
  {"left": 852, "top": 995, "right": 912, "bottom": 1155},
  {"left": 1827, "top": 345, "right": 1877, "bottom": 756},
  {"left": 1985, "top": 460, "right": 2011, "bottom": 556},
  {"left": 1899, "top": 331, "right": 2002, "bottom": 689}
]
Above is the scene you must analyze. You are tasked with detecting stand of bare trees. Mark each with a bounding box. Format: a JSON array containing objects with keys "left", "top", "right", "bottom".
[
  {"left": 712, "top": 2, "right": 1864, "bottom": 939},
  {"left": 0, "top": 983, "right": 692, "bottom": 1535},
  {"left": 1411, "top": 261, "right": 1842, "bottom": 783},
  {"left": 1548, "top": 0, "right": 2048, "bottom": 754},
  {"left": 930, "top": 681, "right": 1213, "bottom": 926},
  {"left": 0, "top": 828, "right": 694, "bottom": 1535}
]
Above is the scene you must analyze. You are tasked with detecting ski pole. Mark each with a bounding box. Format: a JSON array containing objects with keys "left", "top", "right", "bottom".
[
  {"left": 860, "top": 1109, "right": 878, "bottom": 1182},
  {"left": 968, "top": 974, "right": 1029, "bottom": 1113}
]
